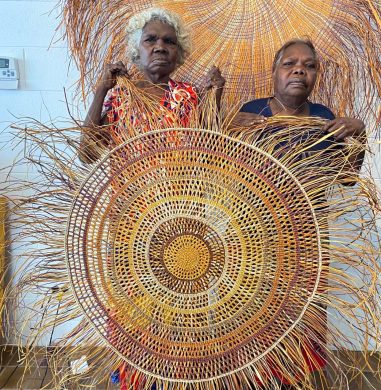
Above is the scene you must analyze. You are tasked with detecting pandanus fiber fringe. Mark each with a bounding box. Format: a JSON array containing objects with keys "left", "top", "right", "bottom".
[
  {"left": 1, "top": 86, "right": 380, "bottom": 389},
  {"left": 59, "top": 0, "right": 381, "bottom": 124}
]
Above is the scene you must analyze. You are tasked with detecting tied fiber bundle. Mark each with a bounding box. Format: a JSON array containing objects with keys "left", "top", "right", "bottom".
[
  {"left": 60, "top": 0, "right": 381, "bottom": 122},
  {"left": 1, "top": 87, "right": 381, "bottom": 389}
]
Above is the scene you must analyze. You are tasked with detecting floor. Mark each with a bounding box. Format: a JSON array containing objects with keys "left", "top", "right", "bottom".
[{"left": 1, "top": 346, "right": 380, "bottom": 389}]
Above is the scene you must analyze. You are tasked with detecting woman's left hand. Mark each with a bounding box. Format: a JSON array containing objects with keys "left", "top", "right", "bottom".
[
  {"left": 322, "top": 117, "right": 365, "bottom": 141},
  {"left": 204, "top": 65, "right": 226, "bottom": 90}
]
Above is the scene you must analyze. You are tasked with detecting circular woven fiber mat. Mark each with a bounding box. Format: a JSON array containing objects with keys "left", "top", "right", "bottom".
[
  {"left": 164, "top": 0, "right": 337, "bottom": 95},
  {"left": 66, "top": 129, "right": 322, "bottom": 381}
]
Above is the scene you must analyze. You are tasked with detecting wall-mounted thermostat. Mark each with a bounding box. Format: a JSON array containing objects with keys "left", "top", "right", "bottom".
[{"left": 0, "top": 57, "right": 19, "bottom": 90}]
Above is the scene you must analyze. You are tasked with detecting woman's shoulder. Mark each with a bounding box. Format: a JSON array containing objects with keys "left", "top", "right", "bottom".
[
  {"left": 308, "top": 102, "right": 335, "bottom": 120},
  {"left": 240, "top": 98, "right": 270, "bottom": 115}
]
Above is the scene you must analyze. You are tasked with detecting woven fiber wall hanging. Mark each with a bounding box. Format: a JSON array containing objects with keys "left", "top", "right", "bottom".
[
  {"left": 61, "top": 0, "right": 381, "bottom": 120},
  {"left": 3, "top": 90, "right": 380, "bottom": 388},
  {"left": 68, "top": 128, "right": 322, "bottom": 383}
]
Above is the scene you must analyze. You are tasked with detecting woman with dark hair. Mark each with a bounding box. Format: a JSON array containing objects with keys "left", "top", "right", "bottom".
[
  {"left": 238, "top": 38, "right": 365, "bottom": 176},
  {"left": 236, "top": 39, "right": 366, "bottom": 389}
]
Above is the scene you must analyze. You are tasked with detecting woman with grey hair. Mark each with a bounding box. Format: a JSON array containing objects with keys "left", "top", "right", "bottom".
[{"left": 80, "top": 7, "right": 225, "bottom": 163}]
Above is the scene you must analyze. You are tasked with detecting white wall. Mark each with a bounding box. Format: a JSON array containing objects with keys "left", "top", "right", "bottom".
[
  {"left": 0, "top": 0, "right": 84, "bottom": 171},
  {"left": 0, "top": 0, "right": 83, "bottom": 344}
]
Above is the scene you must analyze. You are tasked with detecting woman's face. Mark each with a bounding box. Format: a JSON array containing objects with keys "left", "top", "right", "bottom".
[
  {"left": 138, "top": 20, "right": 179, "bottom": 82},
  {"left": 273, "top": 43, "right": 318, "bottom": 101}
]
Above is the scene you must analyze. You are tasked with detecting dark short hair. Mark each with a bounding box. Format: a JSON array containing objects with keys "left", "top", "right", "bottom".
[{"left": 272, "top": 39, "right": 318, "bottom": 72}]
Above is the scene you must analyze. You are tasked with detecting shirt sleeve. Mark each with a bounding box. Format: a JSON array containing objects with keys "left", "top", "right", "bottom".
[
  {"left": 102, "top": 88, "right": 116, "bottom": 112},
  {"left": 240, "top": 98, "right": 271, "bottom": 116},
  {"left": 310, "top": 103, "right": 335, "bottom": 120}
]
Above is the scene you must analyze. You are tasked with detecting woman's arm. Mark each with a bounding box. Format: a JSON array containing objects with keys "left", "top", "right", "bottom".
[
  {"left": 203, "top": 65, "right": 225, "bottom": 110},
  {"left": 323, "top": 117, "right": 366, "bottom": 184},
  {"left": 79, "top": 86, "right": 111, "bottom": 164},
  {"left": 230, "top": 112, "right": 265, "bottom": 127},
  {"left": 79, "top": 62, "right": 128, "bottom": 164}
]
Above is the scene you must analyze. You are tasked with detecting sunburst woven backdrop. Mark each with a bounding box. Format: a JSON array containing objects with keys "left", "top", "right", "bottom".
[
  {"left": 60, "top": 0, "right": 381, "bottom": 122},
  {"left": 2, "top": 88, "right": 381, "bottom": 388}
]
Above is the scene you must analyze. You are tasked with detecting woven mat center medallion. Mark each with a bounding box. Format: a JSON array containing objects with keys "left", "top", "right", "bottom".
[
  {"left": 163, "top": 233, "right": 211, "bottom": 279},
  {"left": 66, "top": 129, "right": 322, "bottom": 382}
]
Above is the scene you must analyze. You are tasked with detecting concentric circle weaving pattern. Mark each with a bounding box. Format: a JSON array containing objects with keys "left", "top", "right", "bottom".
[
  {"left": 132, "top": 0, "right": 336, "bottom": 94},
  {"left": 66, "top": 129, "right": 321, "bottom": 382},
  {"left": 163, "top": 233, "right": 211, "bottom": 280},
  {"left": 129, "top": 0, "right": 338, "bottom": 99}
]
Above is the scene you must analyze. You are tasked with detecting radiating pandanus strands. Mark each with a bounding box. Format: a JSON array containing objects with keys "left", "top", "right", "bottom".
[
  {"left": 59, "top": 1, "right": 381, "bottom": 127},
  {"left": 1, "top": 89, "right": 380, "bottom": 389}
]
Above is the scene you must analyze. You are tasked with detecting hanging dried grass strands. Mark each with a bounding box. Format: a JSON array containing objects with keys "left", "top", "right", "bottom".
[
  {"left": 60, "top": 1, "right": 381, "bottom": 121},
  {"left": 2, "top": 86, "right": 381, "bottom": 388}
]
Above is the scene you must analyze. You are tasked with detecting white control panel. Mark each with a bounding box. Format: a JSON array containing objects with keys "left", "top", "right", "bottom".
[{"left": 0, "top": 57, "right": 19, "bottom": 89}]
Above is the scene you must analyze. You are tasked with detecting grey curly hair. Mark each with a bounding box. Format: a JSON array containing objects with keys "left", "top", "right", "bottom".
[{"left": 126, "top": 8, "right": 191, "bottom": 67}]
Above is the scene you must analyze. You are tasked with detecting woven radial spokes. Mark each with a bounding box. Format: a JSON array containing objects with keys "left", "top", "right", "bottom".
[
  {"left": 67, "top": 129, "right": 322, "bottom": 381},
  {"left": 61, "top": 0, "right": 381, "bottom": 120},
  {"left": 2, "top": 90, "right": 381, "bottom": 388}
]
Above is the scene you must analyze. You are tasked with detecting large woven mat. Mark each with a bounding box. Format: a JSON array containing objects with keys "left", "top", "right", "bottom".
[
  {"left": 66, "top": 129, "right": 321, "bottom": 381},
  {"left": 161, "top": 0, "right": 337, "bottom": 98},
  {"left": 62, "top": 0, "right": 381, "bottom": 117}
]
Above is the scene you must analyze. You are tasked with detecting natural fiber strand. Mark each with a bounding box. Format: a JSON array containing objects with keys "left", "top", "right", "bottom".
[
  {"left": 59, "top": 0, "right": 381, "bottom": 131},
  {"left": 1, "top": 87, "right": 380, "bottom": 388}
]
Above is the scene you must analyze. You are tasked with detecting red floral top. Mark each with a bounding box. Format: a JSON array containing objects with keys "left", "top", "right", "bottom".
[
  {"left": 103, "top": 79, "right": 198, "bottom": 144},
  {"left": 104, "top": 80, "right": 198, "bottom": 389}
]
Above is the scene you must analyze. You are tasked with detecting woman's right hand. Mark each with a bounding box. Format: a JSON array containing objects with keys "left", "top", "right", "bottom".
[{"left": 99, "top": 61, "right": 129, "bottom": 91}]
